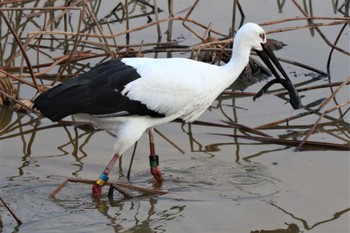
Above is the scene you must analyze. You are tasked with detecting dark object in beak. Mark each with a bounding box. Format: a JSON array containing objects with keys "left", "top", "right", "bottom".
[{"left": 253, "top": 43, "right": 302, "bottom": 109}]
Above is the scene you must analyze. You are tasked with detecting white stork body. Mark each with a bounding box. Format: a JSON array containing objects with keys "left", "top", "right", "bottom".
[
  {"left": 73, "top": 57, "right": 237, "bottom": 155},
  {"left": 75, "top": 54, "right": 248, "bottom": 155},
  {"left": 123, "top": 57, "right": 227, "bottom": 122},
  {"left": 34, "top": 23, "right": 297, "bottom": 197}
]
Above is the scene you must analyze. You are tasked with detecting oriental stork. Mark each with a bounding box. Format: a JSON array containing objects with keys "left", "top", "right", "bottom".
[{"left": 34, "top": 23, "right": 301, "bottom": 198}]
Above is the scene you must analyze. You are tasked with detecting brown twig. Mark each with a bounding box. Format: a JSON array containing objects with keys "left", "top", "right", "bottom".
[
  {"left": 154, "top": 128, "right": 185, "bottom": 155},
  {"left": 53, "top": 5, "right": 85, "bottom": 85},
  {"left": 260, "top": 16, "right": 350, "bottom": 26},
  {"left": 0, "top": 8, "right": 40, "bottom": 93},
  {"left": 276, "top": 81, "right": 350, "bottom": 96},
  {"left": 291, "top": 0, "right": 350, "bottom": 56},
  {"left": 214, "top": 133, "right": 350, "bottom": 151},
  {"left": 296, "top": 100, "right": 350, "bottom": 151},
  {"left": 50, "top": 178, "right": 168, "bottom": 198},
  {"left": 294, "top": 76, "right": 350, "bottom": 150},
  {"left": 109, "top": 183, "right": 131, "bottom": 198},
  {"left": 0, "top": 213, "right": 3, "bottom": 228},
  {"left": 127, "top": 141, "right": 138, "bottom": 179},
  {"left": 317, "top": 76, "right": 350, "bottom": 111},
  {"left": 82, "top": 0, "right": 113, "bottom": 57},
  {"left": 0, "top": 197, "right": 22, "bottom": 225},
  {"left": 28, "top": 15, "right": 225, "bottom": 38}
]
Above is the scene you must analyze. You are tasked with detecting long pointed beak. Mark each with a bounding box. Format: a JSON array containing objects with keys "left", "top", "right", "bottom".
[{"left": 254, "top": 43, "right": 302, "bottom": 109}]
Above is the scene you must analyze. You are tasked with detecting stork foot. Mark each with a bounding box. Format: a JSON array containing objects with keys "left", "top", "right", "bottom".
[
  {"left": 91, "top": 172, "right": 109, "bottom": 198},
  {"left": 92, "top": 183, "right": 103, "bottom": 198},
  {"left": 151, "top": 166, "right": 163, "bottom": 184},
  {"left": 149, "top": 155, "right": 163, "bottom": 184}
]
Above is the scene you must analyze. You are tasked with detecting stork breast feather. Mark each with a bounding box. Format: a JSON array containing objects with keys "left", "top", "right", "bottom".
[
  {"left": 120, "top": 57, "right": 218, "bottom": 119},
  {"left": 122, "top": 74, "right": 205, "bottom": 117}
]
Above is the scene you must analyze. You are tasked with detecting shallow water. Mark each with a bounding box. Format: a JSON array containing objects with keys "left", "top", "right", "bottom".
[{"left": 0, "top": 1, "right": 349, "bottom": 233}]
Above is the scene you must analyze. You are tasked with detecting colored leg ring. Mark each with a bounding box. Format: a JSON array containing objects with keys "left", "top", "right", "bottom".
[
  {"left": 96, "top": 172, "right": 109, "bottom": 187},
  {"left": 149, "top": 155, "right": 159, "bottom": 167}
]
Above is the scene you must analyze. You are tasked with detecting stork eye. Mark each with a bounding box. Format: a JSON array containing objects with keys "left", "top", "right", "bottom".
[{"left": 259, "top": 33, "right": 265, "bottom": 40}]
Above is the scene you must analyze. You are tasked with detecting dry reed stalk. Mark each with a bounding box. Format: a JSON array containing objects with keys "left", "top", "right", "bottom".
[
  {"left": 27, "top": 15, "right": 226, "bottom": 39},
  {"left": 154, "top": 128, "right": 185, "bottom": 154},
  {"left": 260, "top": 16, "right": 350, "bottom": 25},
  {"left": 0, "top": 74, "right": 17, "bottom": 105},
  {"left": 181, "top": 0, "right": 206, "bottom": 42},
  {"left": 276, "top": 81, "right": 350, "bottom": 96},
  {"left": 50, "top": 178, "right": 168, "bottom": 198},
  {"left": 3, "top": 2, "right": 346, "bottom": 87},
  {"left": 0, "top": 8, "right": 40, "bottom": 92},
  {"left": 214, "top": 133, "right": 349, "bottom": 151},
  {"left": 0, "top": 90, "right": 40, "bottom": 115},
  {"left": 0, "top": 0, "right": 32, "bottom": 6},
  {"left": 127, "top": 141, "right": 138, "bottom": 179},
  {"left": 296, "top": 100, "right": 350, "bottom": 151},
  {"left": 317, "top": 76, "right": 350, "bottom": 111},
  {"left": 1, "top": 1, "right": 230, "bottom": 92},
  {"left": 153, "top": 0, "right": 162, "bottom": 39},
  {"left": 0, "top": 197, "right": 22, "bottom": 225},
  {"left": 0, "top": 70, "right": 44, "bottom": 91},
  {"left": 166, "top": 0, "right": 174, "bottom": 42},
  {"left": 82, "top": 0, "right": 113, "bottom": 57},
  {"left": 109, "top": 183, "right": 131, "bottom": 198},
  {"left": 326, "top": 23, "right": 349, "bottom": 113},
  {"left": 1, "top": 6, "right": 82, "bottom": 11},
  {"left": 296, "top": 76, "right": 350, "bottom": 150},
  {"left": 291, "top": 0, "right": 350, "bottom": 56},
  {"left": 254, "top": 111, "right": 315, "bottom": 130}
]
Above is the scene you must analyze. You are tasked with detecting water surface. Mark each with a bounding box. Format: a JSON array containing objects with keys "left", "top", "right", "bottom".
[{"left": 0, "top": 1, "right": 349, "bottom": 232}]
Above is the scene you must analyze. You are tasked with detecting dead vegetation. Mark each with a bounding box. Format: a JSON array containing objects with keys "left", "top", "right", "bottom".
[{"left": 0, "top": 0, "right": 349, "bottom": 157}]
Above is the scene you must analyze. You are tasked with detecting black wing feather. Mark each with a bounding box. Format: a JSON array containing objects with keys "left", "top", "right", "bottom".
[{"left": 33, "top": 59, "right": 164, "bottom": 121}]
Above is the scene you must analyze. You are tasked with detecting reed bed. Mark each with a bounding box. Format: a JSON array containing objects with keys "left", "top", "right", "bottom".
[{"left": 0, "top": 0, "right": 349, "bottom": 225}]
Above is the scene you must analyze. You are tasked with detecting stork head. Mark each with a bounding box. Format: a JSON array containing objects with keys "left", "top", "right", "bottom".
[
  {"left": 235, "top": 23, "right": 302, "bottom": 109},
  {"left": 235, "top": 23, "right": 267, "bottom": 51}
]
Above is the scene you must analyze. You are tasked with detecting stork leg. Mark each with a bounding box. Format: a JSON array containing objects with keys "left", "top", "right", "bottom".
[
  {"left": 149, "top": 129, "right": 163, "bottom": 184},
  {"left": 92, "top": 153, "right": 120, "bottom": 198}
]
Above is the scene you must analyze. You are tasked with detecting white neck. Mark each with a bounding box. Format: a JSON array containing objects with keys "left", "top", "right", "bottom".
[{"left": 222, "top": 40, "right": 251, "bottom": 81}]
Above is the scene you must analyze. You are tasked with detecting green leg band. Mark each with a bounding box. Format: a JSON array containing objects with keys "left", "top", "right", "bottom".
[{"left": 149, "top": 155, "right": 159, "bottom": 167}]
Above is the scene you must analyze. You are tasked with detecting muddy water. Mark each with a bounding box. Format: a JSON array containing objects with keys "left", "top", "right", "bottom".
[{"left": 0, "top": 1, "right": 349, "bottom": 233}]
